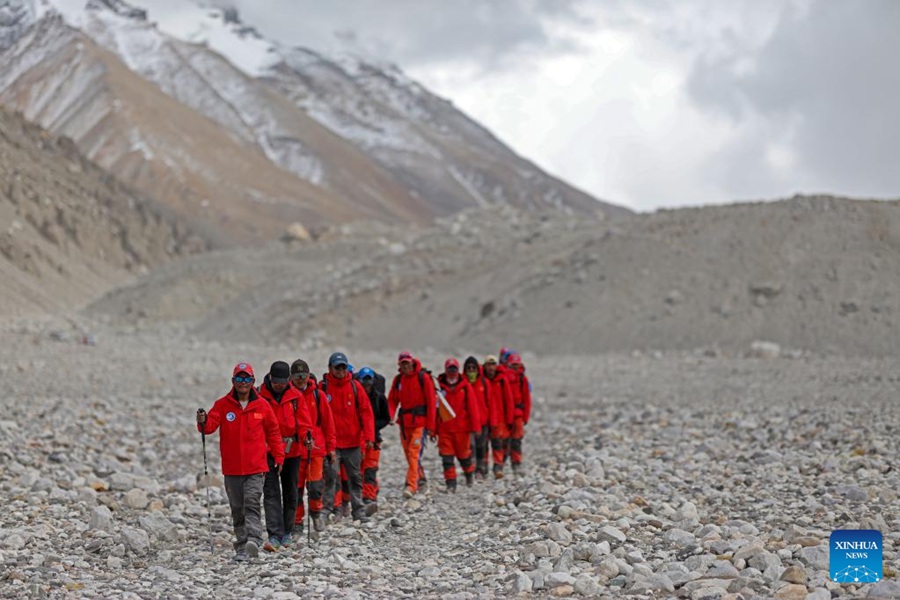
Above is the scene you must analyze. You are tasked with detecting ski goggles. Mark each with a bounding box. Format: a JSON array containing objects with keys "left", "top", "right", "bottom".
[{"left": 233, "top": 375, "right": 254, "bottom": 383}]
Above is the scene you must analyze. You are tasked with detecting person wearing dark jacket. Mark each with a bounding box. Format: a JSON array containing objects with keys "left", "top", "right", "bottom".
[
  {"left": 356, "top": 367, "right": 391, "bottom": 514},
  {"left": 258, "top": 361, "right": 313, "bottom": 549}
]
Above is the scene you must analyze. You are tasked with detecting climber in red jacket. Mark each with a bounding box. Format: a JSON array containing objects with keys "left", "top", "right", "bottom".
[
  {"left": 436, "top": 358, "right": 481, "bottom": 491},
  {"left": 197, "top": 362, "right": 284, "bottom": 562}
]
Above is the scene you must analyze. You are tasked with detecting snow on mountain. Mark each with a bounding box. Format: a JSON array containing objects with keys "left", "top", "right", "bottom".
[
  {"left": 0, "top": 0, "right": 37, "bottom": 50},
  {"left": 0, "top": 0, "right": 625, "bottom": 236}
]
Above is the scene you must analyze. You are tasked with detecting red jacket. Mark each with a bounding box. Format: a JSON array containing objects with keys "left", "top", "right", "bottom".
[
  {"left": 198, "top": 388, "right": 284, "bottom": 476},
  {"left": 484, "top": 371, "right": 514, "bottom": 428},
  {"left": 466, "top": 365, "right": 491, "bottom": 430},
  {"left": 258, "top": 377, "right": 314, "bottom": 459},
  {"left": 320, "top": 373, "right": 375, "bottom": 449},
  {"left": 387, "top": 359, "right": 437, "bottom": 432},
  {"left": 506, "top": 367, "right": 532, "bottom": 423},
  {"left": 294, "top": 381, "right": 335, "bottom": 458},
  {"left": 436, "top": 374, "right": 481, "bottom": 434}
]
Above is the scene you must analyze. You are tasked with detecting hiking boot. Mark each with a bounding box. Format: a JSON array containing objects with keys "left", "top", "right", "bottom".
[
  {"left": 281, "top": 533, "right": 293, "bottom": 547},
  {"left": 364, "top": 501, "right": 379, "bottom": 516},
  {"left": 263, "top": 538, "right": 280, "bottom": 552},
  {"left": 445, "top": 479, "right": 457, "bottom": 493},
  {"left": 246, "top": 540, "right": 259, "bottom": 558},
  {"left": 233, "top": 550, "right": 249, "bottom": 562},
  {"left": 403, "top": 487, "right": 415, "bottom": 499},
  {"left": 475, "top": 471, "right": 485, "bottom": 482},
  {"left": 352, "top": 511, "right": 370, "bottom": 523},
  {"left": 465, "top": 472, "right": 474, "bottom": 487},
  {"left": 494, "top": 469, "right": 504, "bottom": 480},
  {"left": 340, "top": 504, "right": 351, "bottom": 518},
  {"left": 312, "top": 512, "right": 326, "bottom": 532}
]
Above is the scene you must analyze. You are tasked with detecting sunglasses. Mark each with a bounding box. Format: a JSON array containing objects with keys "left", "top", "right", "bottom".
[
  {"left": 233, "top": 376, "right": 254, "bottom": 383},
  {"left": 331, "top": 364, "right": 348, "bottom": 371},
  {"left": 464, "top": 365, "right": 478, "bottom": 371},
  {"left": 447, "top": 366, "right": 459, "bottom": 371},
  {"left": 291, "top": 372, "right": 309, "bottom": 379},
  {"left": 271, "top": 378, "right": 289, "bottom": 384},
  {"left": 361, "top": 376, "right": 374, "bottom": 383}
]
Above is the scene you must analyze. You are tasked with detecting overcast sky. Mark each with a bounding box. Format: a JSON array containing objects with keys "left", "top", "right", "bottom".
[{"left": 186, "top": 1, "right": 899, "bottom": 211}]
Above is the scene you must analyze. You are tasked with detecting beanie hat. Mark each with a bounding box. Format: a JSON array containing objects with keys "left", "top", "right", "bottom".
[
  {"left": 463, "top": 356, "right": 479, "bottom": 370},
  {"left": 269, "top": 361, "right": 291, "bottom": 383}
]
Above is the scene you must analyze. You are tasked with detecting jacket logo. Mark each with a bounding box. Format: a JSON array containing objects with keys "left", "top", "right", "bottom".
[
  {"left": 326, "top": 395, "right": 332, "bottom": 402},
  {"left": 254, "top": 413, "right": 263, "bottom": 420},
  {"left": 226, "top": 412, "right": 236, "bottom": 422}
]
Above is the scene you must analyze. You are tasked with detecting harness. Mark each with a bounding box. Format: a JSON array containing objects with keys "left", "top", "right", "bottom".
[{"left": 393, "top": 370, "right": 429, "bottom": 418}]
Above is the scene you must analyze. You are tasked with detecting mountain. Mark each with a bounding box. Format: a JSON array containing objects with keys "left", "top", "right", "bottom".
[
  {"left": 0, "top": 0, "right": 627, "bottom": 244},
  {"left": 0, "top": 105, "right": 209, "bottom": 316}
]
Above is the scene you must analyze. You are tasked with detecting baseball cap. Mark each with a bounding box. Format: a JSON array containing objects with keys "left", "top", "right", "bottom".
[
  {"left": 484, "top": 355, "right": 498, "bottom": 365},
  {"left": 290, "top": 359, "right": 310, "bottom": 375},
  {"left": 269, "top": 361, "right": 291, "bottom": 383},
  {"left": 507, "top": 353, "right": 522, "bottom": 366},
  {"left": 444, "top": 358, "right": 460, "bottom": 370},
  {"left": 358, "top": 367, "right": 375, "bottom": 381},
  {"left": 397, "top": 351, "right": 413, "bottom": 364},
  {"left": 328, "top": 352, "right": 349, "bottom": 368},
  {"left": 233, "top": 362, "right": 255, "bottom": 377}
]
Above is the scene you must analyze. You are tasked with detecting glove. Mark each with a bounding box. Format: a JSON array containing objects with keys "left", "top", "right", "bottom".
[
  {"left": 196, "top": 408, "right": 207, "bottom": 424},
  {"left": 365, "top": 441, "right": 375, "bottom": 451}
]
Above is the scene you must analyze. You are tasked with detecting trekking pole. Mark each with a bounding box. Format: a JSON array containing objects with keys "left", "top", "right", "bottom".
[
  {"left": 305, "top": 431, "right": 314, "bottom": 549},
  {"left": 198, "top": 409, "right": 213, "bottom": 554}
]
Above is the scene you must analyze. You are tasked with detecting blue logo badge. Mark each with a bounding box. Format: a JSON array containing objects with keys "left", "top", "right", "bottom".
[
  {"left": 830, "top": 530, "right": 882, "bottom": 583},
  {"left": 226, "top": 412, "right": 236, "bottom": 422}
]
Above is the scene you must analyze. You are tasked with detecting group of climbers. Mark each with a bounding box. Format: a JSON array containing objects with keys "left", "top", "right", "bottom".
[{"left": 196, "top": 348, "right": 531, "bottom": 562}]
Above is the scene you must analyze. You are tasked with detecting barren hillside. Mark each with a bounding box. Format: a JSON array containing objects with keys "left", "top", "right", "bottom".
[
  {"left": 0, "top": 106, "right": 209, "bottom": 316},
  {"left": 86, "top": 195, "right": 900, "bottom": 356}
]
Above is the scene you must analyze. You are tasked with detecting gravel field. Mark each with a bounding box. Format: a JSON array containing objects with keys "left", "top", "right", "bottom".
[{"left": 0, "top": 318, "right": 897, "bottom": 599}]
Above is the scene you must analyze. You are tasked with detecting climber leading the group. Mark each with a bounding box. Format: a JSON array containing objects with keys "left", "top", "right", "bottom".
[{"left": 388, "top": 351, "right": 437, "bottom": 498}]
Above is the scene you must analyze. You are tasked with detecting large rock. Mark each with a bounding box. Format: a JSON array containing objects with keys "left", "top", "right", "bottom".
[
  {"left": 124, "top": 488, "right": 149, "bottom": 510},
  {"left": 596, "top": 525, "right": 626, "bottom": 545},
  {"left": 797, "top": 546, "right": 829, "bottom": 571},
  {"left": 120, "top": 527, "right": 151, "bottom": 555},
  {"left": 89, "top": 506, "right": 115, "bottom": 532},
  {"left": 546, "top": 523, "right": 572, "bottom": 544},
  {"left": 139, "top": 513, "right": 179, "bottom": 542}
]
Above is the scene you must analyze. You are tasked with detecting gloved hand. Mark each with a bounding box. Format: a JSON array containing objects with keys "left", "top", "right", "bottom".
[
  {"left": 365, "top": 441, "right": 375, "bottom": 451},
  {"left": 196, "top": 408, "right": 207, "bottom": 424}
]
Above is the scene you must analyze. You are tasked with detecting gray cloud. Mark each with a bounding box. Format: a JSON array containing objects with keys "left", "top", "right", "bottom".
[
  {"left": 223, "top": 0, "right": 592, "bottom": 72},
  {"left": 687, "top": 0, "right": 900, "bottom": 198}
]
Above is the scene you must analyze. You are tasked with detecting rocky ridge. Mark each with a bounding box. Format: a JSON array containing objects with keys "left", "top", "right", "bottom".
[
  {"left": 0, "top": 105, "right": 210, "bottom": 316},
  {"left": 88, "top": 195, "right": 900, "bottom": 357}
]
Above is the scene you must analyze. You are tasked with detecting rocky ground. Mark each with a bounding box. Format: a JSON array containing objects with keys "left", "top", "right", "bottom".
[{"left": 0, "top": 316, "right": 897, "bottom": 599}]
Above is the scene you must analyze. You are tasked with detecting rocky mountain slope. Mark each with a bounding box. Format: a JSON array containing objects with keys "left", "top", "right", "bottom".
[
  {"left": 0, "top": 105, "right": 209, "bottom": 316},
  {"left": 86, "top": 195, "right": 900, "bottom": 357},
  {"left": 0, "top": 0, "right": 624, "bottom": 244}
]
